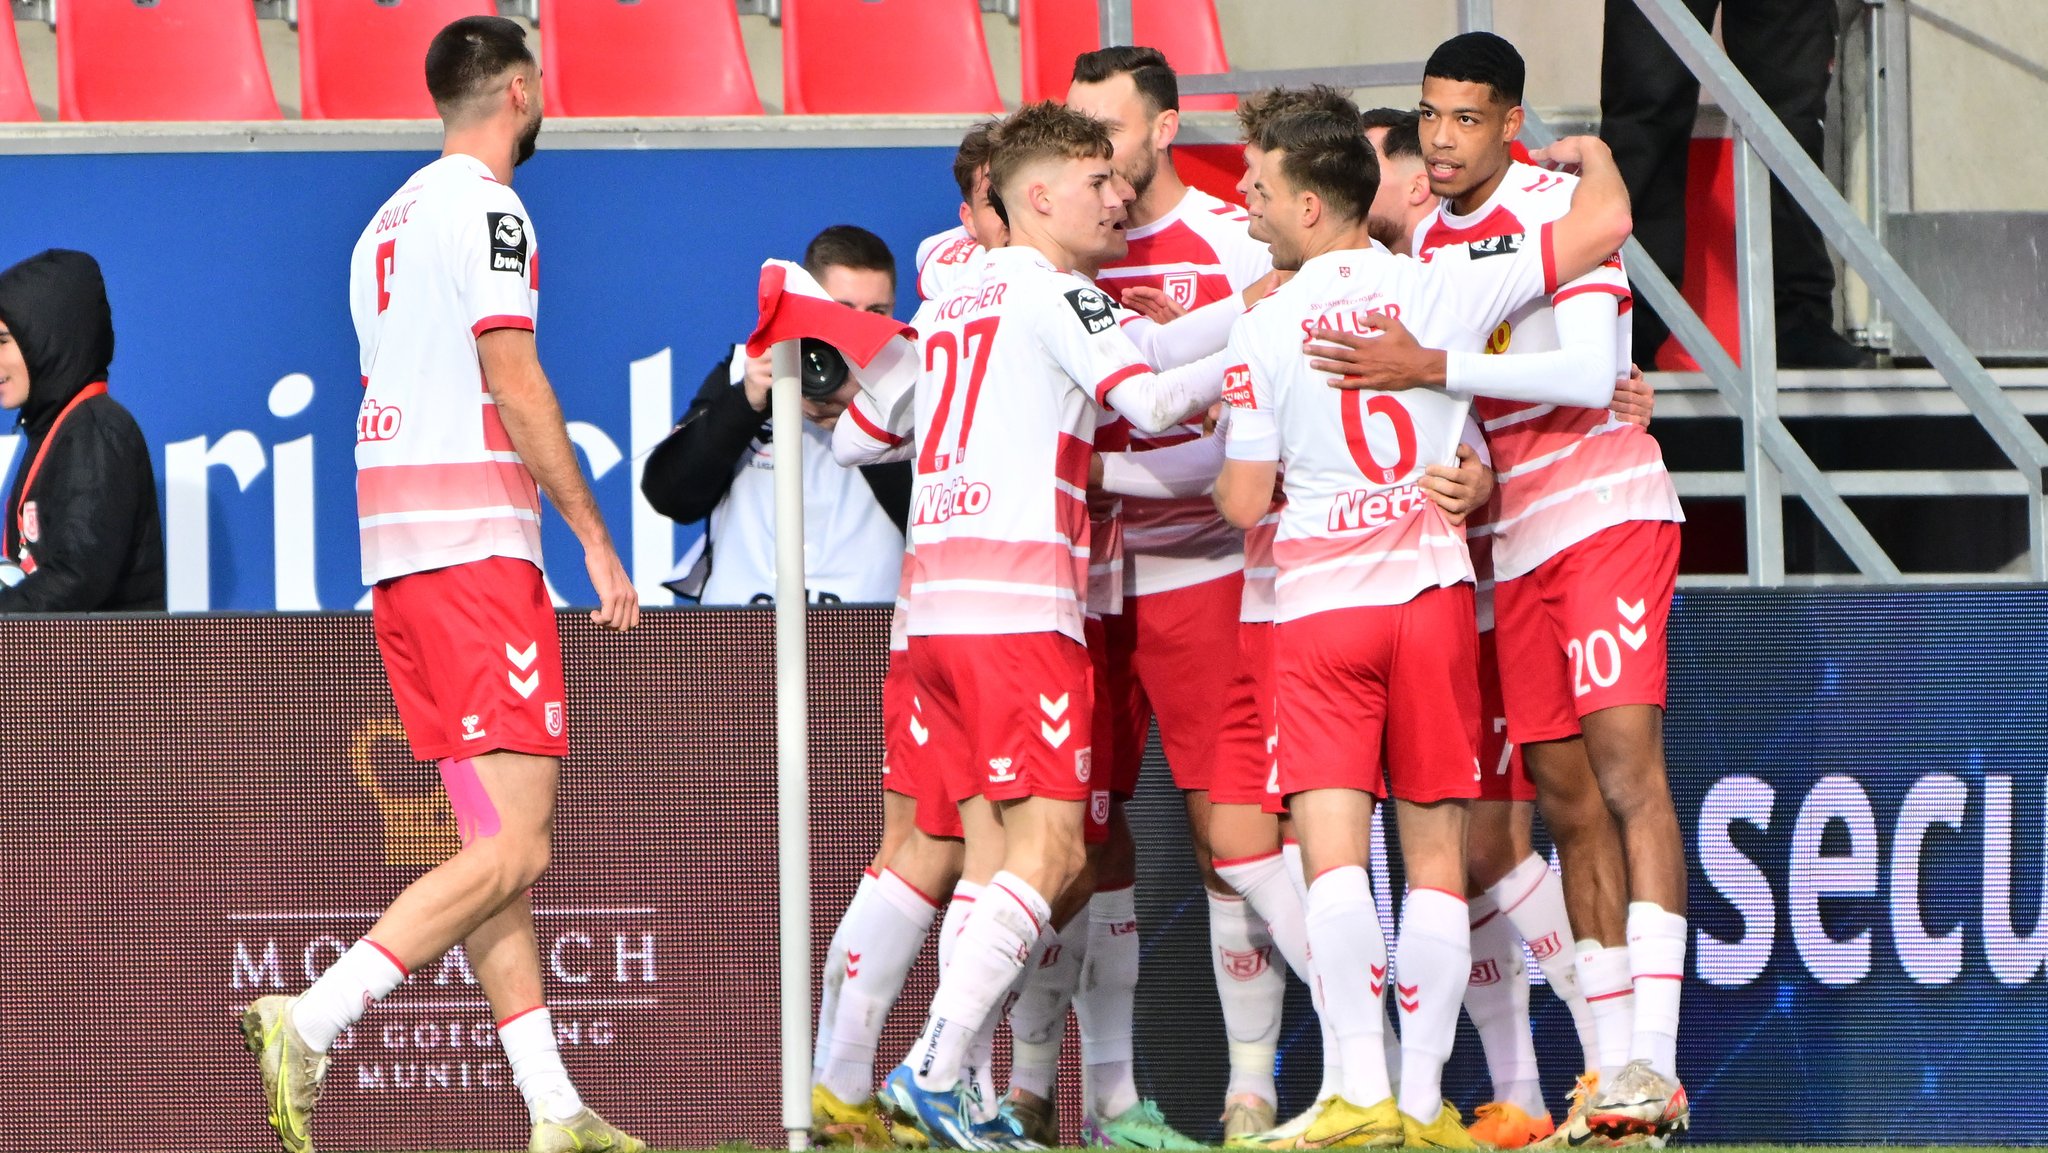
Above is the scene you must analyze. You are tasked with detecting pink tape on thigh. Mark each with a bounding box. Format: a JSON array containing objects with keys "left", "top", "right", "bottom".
[{"left": 438, "top": 757, "right": 502, "bottom": 847}]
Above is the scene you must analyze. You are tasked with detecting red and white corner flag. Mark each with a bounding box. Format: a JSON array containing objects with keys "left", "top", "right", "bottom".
[{"left": 748, "top": 260, "right": 919, "bottom": 394}]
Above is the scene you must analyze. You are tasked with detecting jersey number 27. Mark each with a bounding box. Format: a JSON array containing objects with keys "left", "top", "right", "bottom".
[{"left": 919, "top": 317, "right": 1000, "bottom": 474}]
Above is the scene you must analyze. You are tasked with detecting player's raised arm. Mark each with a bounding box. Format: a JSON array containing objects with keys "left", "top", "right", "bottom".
[
  {"left": 1531, "top": 134, "right": 1632, "bottom": 287},
  {"left": 477, "top": 328, "right": 636, "bottom": 631}
]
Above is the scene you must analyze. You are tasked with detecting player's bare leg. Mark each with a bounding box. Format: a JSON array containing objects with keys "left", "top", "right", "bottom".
[
  {"left": 1525, "top": 737, "right": 1634, "bottom": 1082},
  {"left": 1289, "top": 788, "right": 1402, "bottom": 1147},
  {"left": 1387, "top": 798, "right": 1476, "bottom": 1145},
  {"left": 1578, "top": 705, "right": 1688, "bottom": 1140}
]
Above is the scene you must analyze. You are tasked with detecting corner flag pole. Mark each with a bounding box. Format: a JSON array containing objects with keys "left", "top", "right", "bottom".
[{"left": 770, "top": 339, "right": 813, "bottom": 1151}]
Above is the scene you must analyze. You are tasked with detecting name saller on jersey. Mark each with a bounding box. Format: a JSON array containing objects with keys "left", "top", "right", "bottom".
[
  {"left": 488, "top": 212, "right": 527, "bottom": 275},
  {"left": 912, "top": 477, "right": 993, "bottom": 525},
  {"left": 1065, "top": 286, "right": 1116, "bottom": 335},
  {"left": 1298, "top": 298, "right": 1400, "bottom": 339},
  {"left": 1329, "top": 482, "right": 1429, "bottom": 533}
]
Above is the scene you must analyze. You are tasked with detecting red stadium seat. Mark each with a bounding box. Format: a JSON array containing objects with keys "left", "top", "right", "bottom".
[
  {"left": 57, "top": 0, "right": 281, "bottom": 121},
  {"left": 539, "top": 0, "right": 762, "bottom": 117},
  {"left": 782, "top": 0, "right": 1001, "bottom": 115},
  {"left": 299, "top": 0, "right": 494, "bottom": 120},
  {"left": 1020, "top": 0, "right": 1234, "bottom": 110},
  {"left": 0, "top": 17, "right": 36, "bottom": 121}
]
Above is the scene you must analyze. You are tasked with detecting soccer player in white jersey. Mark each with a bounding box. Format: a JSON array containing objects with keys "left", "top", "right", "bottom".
[
  {"left": 1213, "top": 106, "right": 1633, "bottom": 1150},
  {"left": 1066, "top": 48, "right": 1288, "bottom": 1142},
  {"left": 834, "top": 102, "right": 1227, "bottom": 1150},
  {"left": 237, "top": 17, "right": 641, "bottom": 1153},
  {"left": 1313, "top": 35, "right": 1691, "bottom": 1145}
]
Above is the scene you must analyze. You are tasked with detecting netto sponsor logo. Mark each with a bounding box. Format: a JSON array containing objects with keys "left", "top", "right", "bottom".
[
  {"left": 357, "top": 399, "right": 404, "bottom": 442},
  {"left": 912, "top": 478, "right": 993, "bottom": 525},
  {"left": 1327, "top": 482, "right": 1427, "bottom": 532}
]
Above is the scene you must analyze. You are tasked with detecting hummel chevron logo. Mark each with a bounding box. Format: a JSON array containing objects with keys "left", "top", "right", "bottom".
[
  {"left": 909, "top": 716, "right": 930, "bottom": 746},
  {"left": 505, "top": 641, "right": 537, "bottom": 670},
  {"left": 1617, "top": 597, "right": 1646, "bottom": 624},
  {"left": 509, "top": 669, "right": 540, "bottom": 698},
  {"left": 1620, "top": 623, "right": 1648, "bottom": 650},
  {"left": 1039, "top": 692, "right": 1070, "bottom": 720},
  {"left": 1369, "top": 961, "right": 1387, "bottom": 997},
  {"left": 1397, "top": 981, "right": 1420, "bottom": 1013},
  {"left": 1042, "top": 719, "right": 1071, "bottom": 748},
  {"left": 846, "top": 951, "right": 862, "bottom": 978}
]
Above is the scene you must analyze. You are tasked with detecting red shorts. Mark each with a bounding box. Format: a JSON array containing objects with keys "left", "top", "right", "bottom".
[
  {"left": 1475, "top": 629, "right": 1536, "bottom": 803},
  {"left": 882, "top": 653, "right": 964, "bottom": 840},
  {"left": 1494, "top": 520, "right": 1681, "bottom": 745},
  {"left": 1211, "top": 621, "right": 1277, "bottom": 807},
  {"left": 1110, "top": 572, "right": 1261, "bottom": 794},
  {"left": 373, "top": 555, "right": 567, "bottom": 762},
  {"left": 906, "top": 632, "right": 1096, "bottom": 809},
  {"left": 1274, "top": 584, "right": 1482, "bottom": 804}
]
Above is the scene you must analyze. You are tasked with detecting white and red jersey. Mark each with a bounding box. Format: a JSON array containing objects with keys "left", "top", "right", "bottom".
[
  {"left": 1416, "top": 162, "right": 1683, "bottom": 582},
  {"left": 916, "top": 226, "right": 986, "bottom": 302},
  {"left": 350, "top": 153, "right": 543, "bottom": 585},
  {"left": 1095, "top": 187, "right": 1273, "bottom": 595},
  {"left": 897, "top": 246, "right": 1159, "bottom": 644},
  {"left": 1224, "top": 237, "right": 1562, "bottom": 622}
]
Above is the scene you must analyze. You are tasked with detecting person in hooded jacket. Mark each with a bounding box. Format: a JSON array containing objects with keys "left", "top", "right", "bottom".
[{"left": 0, "top": 249, "right": 165, "bottom": 612}]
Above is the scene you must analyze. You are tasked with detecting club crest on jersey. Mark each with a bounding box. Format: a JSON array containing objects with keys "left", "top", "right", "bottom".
[
  {"left": 18, "top": 501, "right": 36, "bottom": 544},
  {"left": 1163, "top": 272, "right": 1198, "bottom": 309},
  {"left": 1064, "top": 286, "right": 1116, "bottom": 335},
  {"left": 1469, "top": 232, "right": 1525, "bottom": 259},
  {"left": 1222, "top": 364, "right": 1256, "bottom": 409},
  {"left": 544, "top": 701, "right": 563, "bottom": 738},
  {"left": 1469, "top": 958, "right": 1503, "bottom": 986},
  {"left": 487, "top": 212, "right": 528, "bottom": 275},
  {"left": 1074, "top": 746, "right": 1092, "bottom": 784},
  {"left": 1090, "top": 789, "right": 1110, "bottom": 827}
]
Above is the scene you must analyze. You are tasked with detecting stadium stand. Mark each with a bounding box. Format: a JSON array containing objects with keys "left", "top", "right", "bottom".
[
  {"left": 539, "top": 0, "right": 764, "bottom": 117},
  {"left": 781, "top": 0, "right": 1003, "bottom": 115},
  {"left": 0, "top": 15, "right": 34, "bottom": 121},
  {"left": 57, "top": 0, "right": 281, "bottom": 121},
  {"left": 1019, "top": 0, "right": 1234, "bottom": 109},
  {"left": 299, "top": 0, "right": 495, "bottom": 120}
]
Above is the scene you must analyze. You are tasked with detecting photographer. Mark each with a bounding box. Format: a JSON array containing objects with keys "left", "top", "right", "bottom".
[
  {"left": 642, "top": 226, "right": 909, "bottom": 604},
  {"left": 0, "top": 249, "right": 165, "bottom": 613}
]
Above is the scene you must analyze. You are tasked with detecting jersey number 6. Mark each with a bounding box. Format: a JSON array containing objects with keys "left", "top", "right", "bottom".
[{"left": 1340, "top": 391, "right": 1417, "bottom": 485}]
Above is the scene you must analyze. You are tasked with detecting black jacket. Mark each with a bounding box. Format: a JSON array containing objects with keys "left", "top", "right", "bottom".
[
  {"left": 0, "top": 249, "right": 165, "bottom": 613},
  {"left": 639, "top": 349, "right": 910, "bottom": 528}
]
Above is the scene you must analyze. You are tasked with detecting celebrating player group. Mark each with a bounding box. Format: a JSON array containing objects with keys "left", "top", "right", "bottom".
[
  {"left": 233, "top": 15, "right": 1685, "bottom": 1153},
  {"left": 821, "top": 31, "right": 1688, "bottom": 1153}
]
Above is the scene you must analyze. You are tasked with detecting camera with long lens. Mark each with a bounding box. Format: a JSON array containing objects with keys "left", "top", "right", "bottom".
[{"left": 800, "top": 338, "right": 851, "bottom": 400}]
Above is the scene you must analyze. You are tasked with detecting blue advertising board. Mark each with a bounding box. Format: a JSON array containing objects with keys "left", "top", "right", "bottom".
[{"left": 0, "top": 145, "right": 960, "bottom": 609}]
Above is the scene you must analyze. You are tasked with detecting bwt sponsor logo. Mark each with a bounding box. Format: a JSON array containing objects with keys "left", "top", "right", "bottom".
[
  {"left": 230, "top": 920, "right": 660, "bottom": 1095},
  {"left": 1327, "top": 482, "right": 1426, "bottom": 532},
  {"left": 913, "top": 477, "right": 993, "bottom": 525}
]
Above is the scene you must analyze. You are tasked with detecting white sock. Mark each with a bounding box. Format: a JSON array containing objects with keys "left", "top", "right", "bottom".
[
  {"left": 499, "top": 1007, "right": 583, "bottom": 1124},
  {"left": 1463, "top": 895, "right": 1544, "bottom": 1117},
  {"left": 940, "top": 880, "right": 983, "bottom": 973},
  {"left": 1216, "top": 850, "right": 1339, "bottom": 1101},
  {"left": 1009, "top": 922, "right": 1083, "bottom": 1100},
  {"left": 1626, "top": 902, "right": 1687, "bottom": 1080},
  {"left": 1209, "top": 891, "right": 1282, "bottom": 1105},
  {"left": 1281, "top": 841, "right": 1309, "bottom": 907},
  {"left": 965, "top": 953, "right": 1033, "bottom": 1123},
  {"left": 1576, "top": 942, "right": 1635, "bottom": 1080},
  {"left": 1393, "top": 888, "right": 1470, "bottom": 1124},
  {"left": 1488, "top": 853, "right": 1598, "bottom": 1073},
  {"left": 1305, "top": 866, "right": 1392, "bottom": 1107},
  {"left": 816, "top": 870, "right": 879, "bottom": 1084},
  {"left": 294, "top": 939, "right": 407, "bottom": 1052},
  {"left": 823, "top": 868, "right": 940, "bottom": 1103},
  {"left": 909, "top": 873, "right": 1048, "bottom": 1091},
  {"left": 1075, "top": 885, "right": 1141, "bottom": 1119}
]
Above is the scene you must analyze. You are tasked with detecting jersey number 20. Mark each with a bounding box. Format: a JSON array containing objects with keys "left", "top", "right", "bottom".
[{"left": 919, "top": 316, "right": 1000, "bottom": 474}]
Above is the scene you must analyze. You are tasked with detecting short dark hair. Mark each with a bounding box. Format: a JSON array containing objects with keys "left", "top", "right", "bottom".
[
  {"left": 1070, "top": 45, "right": 1179, "bottom": 115},
  {"left": 1359, "top": 106, "right": 1411, "bottom": 133},
  {"left": 425, "top": 16, "right": 534, "bottom": 115},
  {"left": 952, "top": 120, "right": 1001, "bottom": 203},
  {"left": 803, "top": 225, "right": 896, "bottom": 285},
  {"left": 1423, "top": 32, "right": 1526, "bottom": 106},
  {"left": 1256, "top": 108, "right": 1379, "bottom": 225},
  {"left": 1370, "top": 110, "right": 1422, "bottom": 162},
  {"left": 1238, "top": 85, "right": 1358, "bottom": 145},
  {"left": 986, "top": 100, "right": 1115, "bottom": 227}
]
